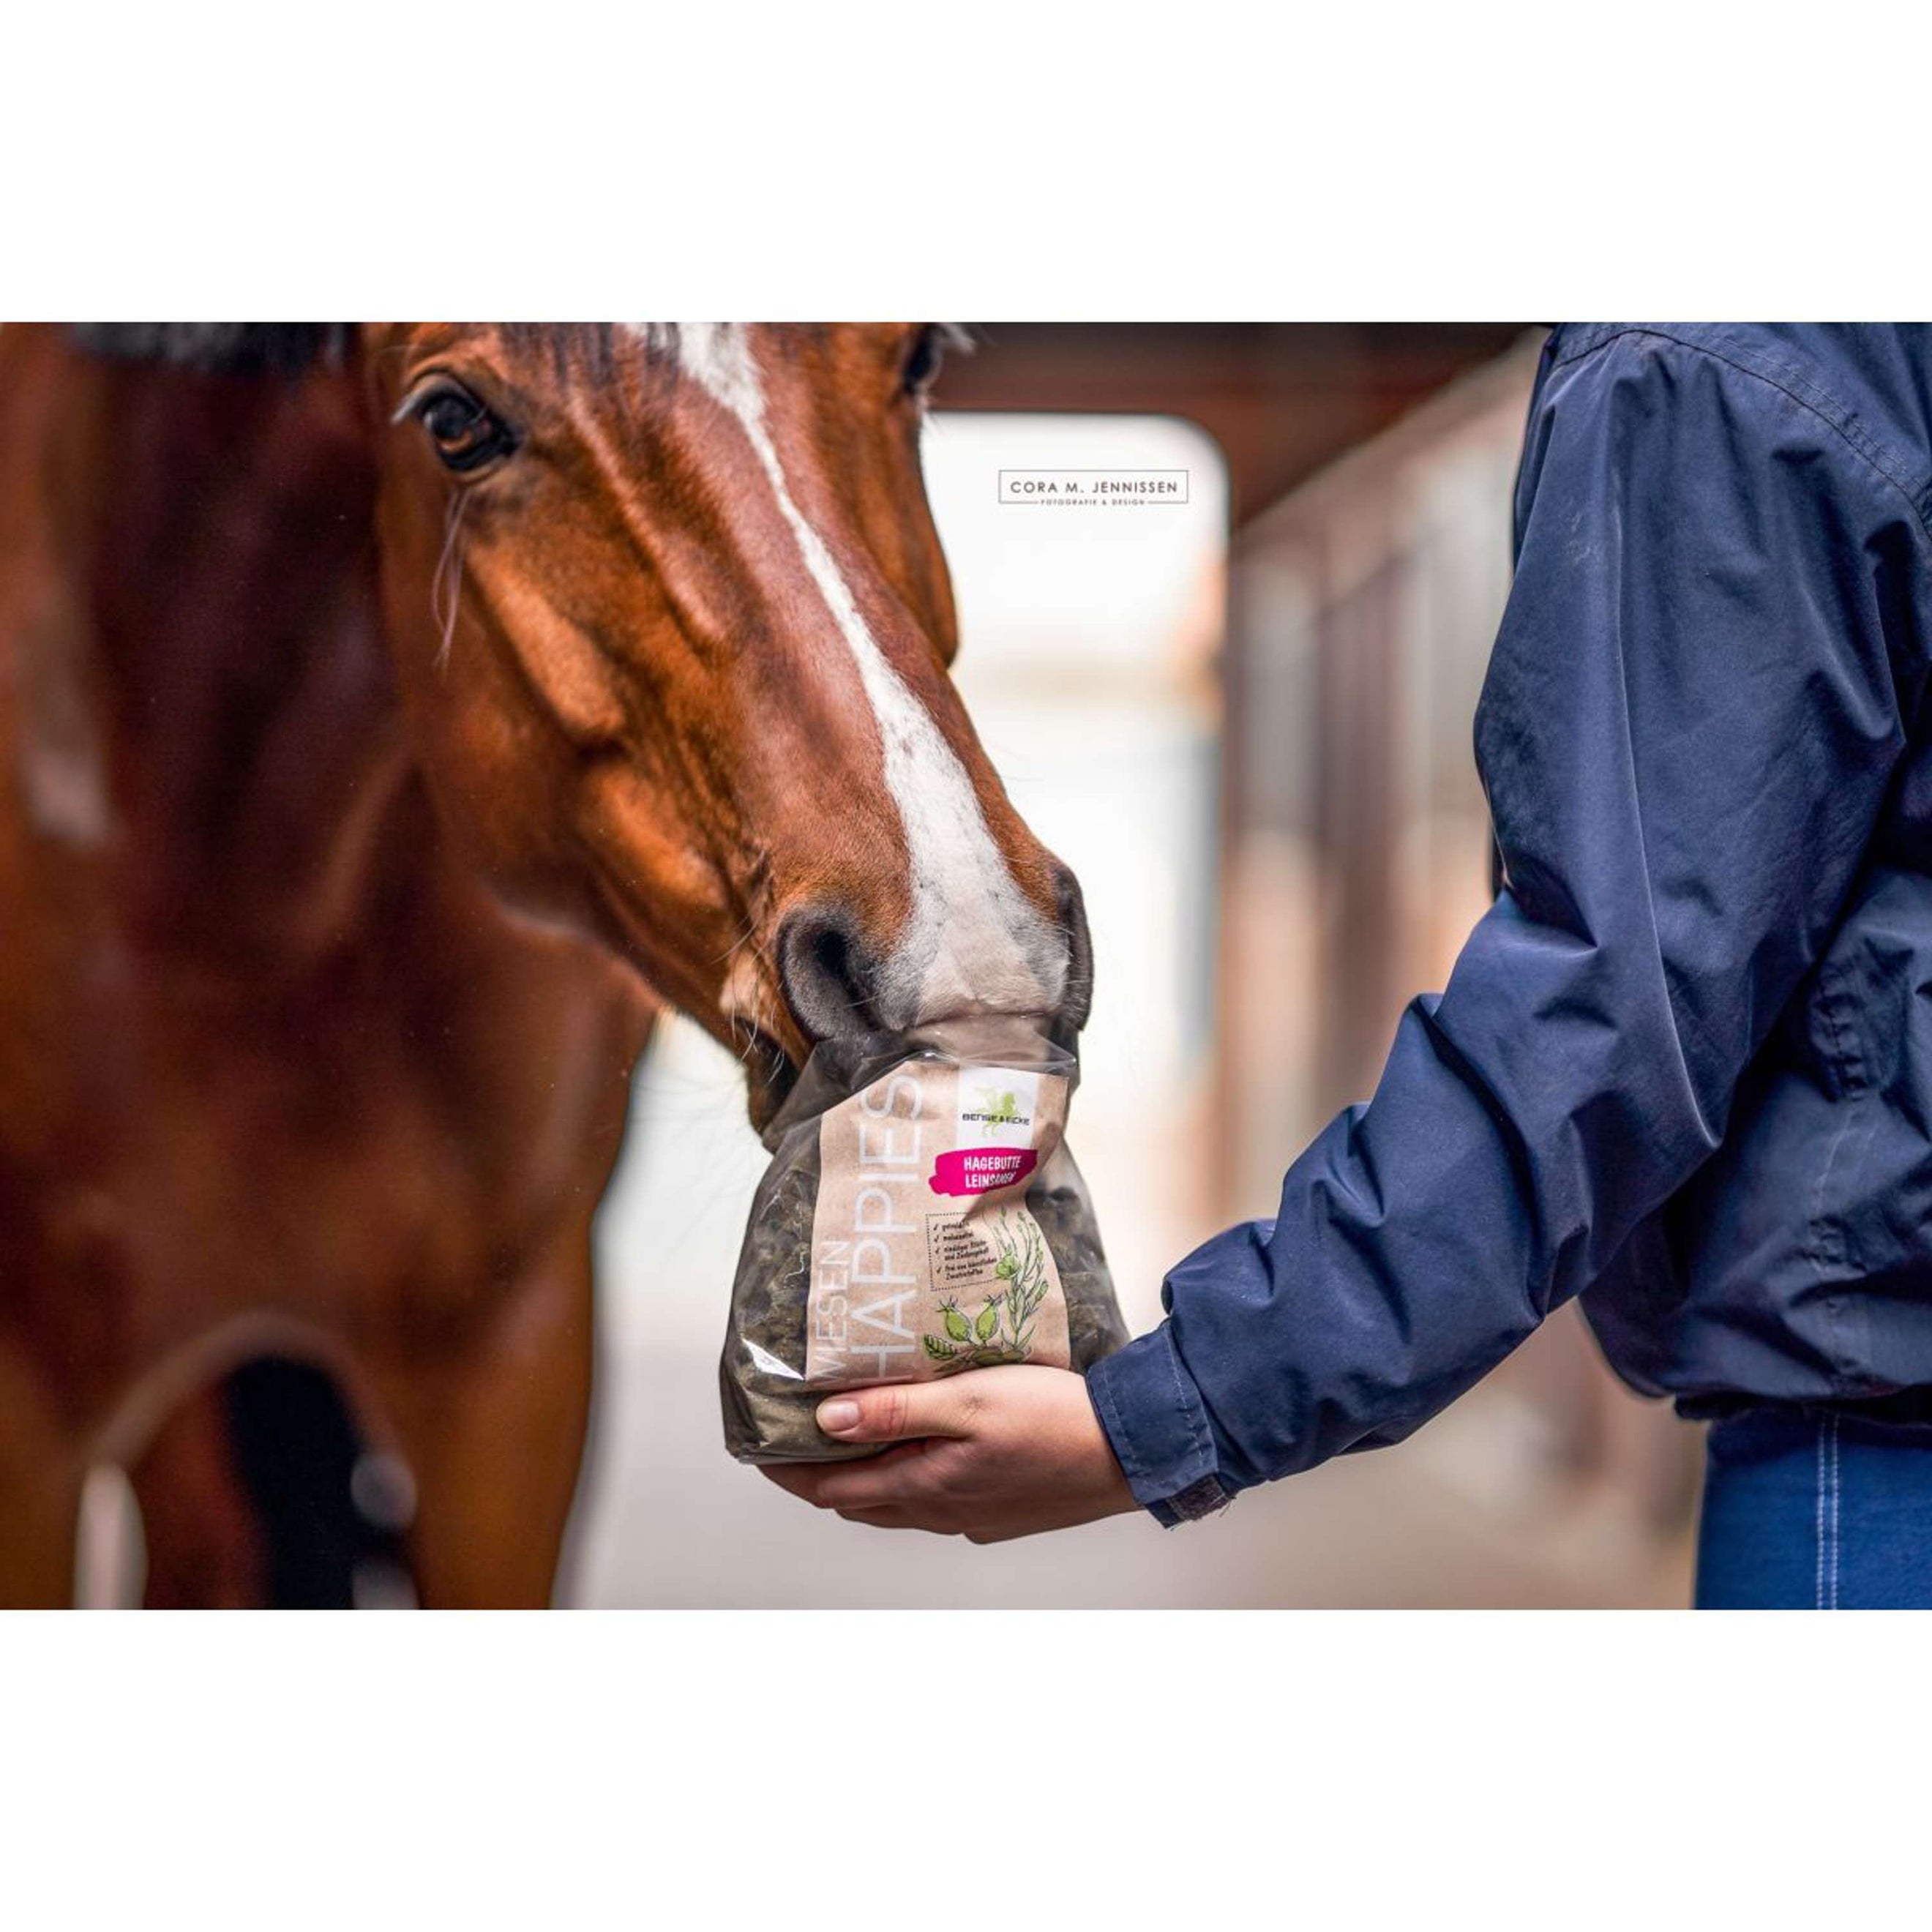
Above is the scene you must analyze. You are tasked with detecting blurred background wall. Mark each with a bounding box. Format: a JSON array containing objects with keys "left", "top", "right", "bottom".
[{"left": 568, "top": 325, "right": 1700, "bottom": 1607}]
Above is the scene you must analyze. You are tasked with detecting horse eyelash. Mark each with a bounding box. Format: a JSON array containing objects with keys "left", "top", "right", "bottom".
[{"left": 431, "top": 491, "right": 470, "bottom": 670}]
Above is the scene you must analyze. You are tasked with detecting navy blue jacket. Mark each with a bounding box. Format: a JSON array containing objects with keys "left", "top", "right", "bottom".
[{"left": 1087, "top": 324, "right": 1932, "bottom": 1524}]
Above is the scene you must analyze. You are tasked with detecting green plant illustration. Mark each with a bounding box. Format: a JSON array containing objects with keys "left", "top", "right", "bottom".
[
  {"left": 921, "top": 1212, "right": 1052, "bottom": 1372},
  {"left": 973, "top": 1085, "right": 1022, "bottom": 1126}
]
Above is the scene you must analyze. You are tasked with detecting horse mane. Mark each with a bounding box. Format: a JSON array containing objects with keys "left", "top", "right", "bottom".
[
  {"left": 69, "top": 323, "right": 348, "bottom": 375},
  {"left": 68, "top": 323, "right": 975, "bottom": 378}
]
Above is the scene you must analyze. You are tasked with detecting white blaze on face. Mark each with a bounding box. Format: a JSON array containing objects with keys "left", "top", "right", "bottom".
[{"left": 648, "top": 323, "right": 1066, "bottom": 1027}]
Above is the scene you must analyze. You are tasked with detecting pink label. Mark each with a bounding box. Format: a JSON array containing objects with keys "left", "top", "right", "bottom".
[{"left": 929, "top": 1146, "right": 1038, "bottom": 1197}]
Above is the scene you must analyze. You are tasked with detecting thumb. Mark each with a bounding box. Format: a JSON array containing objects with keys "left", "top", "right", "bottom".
[{"left": 816, "top": 1379, "right": 978, "bottom": 1445}]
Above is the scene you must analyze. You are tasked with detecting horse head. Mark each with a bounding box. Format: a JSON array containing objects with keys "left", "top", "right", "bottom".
[{"left": 296, "top": 323, "right": 1086, "bottom": 1123}]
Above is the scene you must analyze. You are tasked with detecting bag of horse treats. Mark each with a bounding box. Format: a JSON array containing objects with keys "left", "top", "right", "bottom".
[{"left": 721, "top": 1020, "right": 1128, "bottom": 1463}]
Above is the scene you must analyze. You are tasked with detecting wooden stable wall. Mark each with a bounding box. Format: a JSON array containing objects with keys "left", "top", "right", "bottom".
[
  {"left": 1218, "top": 334, "right": 1543, "bottom": 1196},
  {"left": 944, "top": 320, "right": 1543, "bottom": 1191}
]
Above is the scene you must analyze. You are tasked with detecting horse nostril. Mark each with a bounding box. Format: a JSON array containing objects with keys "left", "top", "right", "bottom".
[{"left": 776, "top": 907, "right": 883, "bottom": 1045}]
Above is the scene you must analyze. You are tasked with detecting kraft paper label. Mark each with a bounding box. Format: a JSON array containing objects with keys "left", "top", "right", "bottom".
[{"left": 803, "top": 1060, "right": 1071, "bottom": 1388}]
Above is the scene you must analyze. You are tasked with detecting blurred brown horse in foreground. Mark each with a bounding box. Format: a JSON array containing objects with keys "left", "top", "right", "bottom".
[{"left": 0, "top": 323, "right": 1089, "bottom": 1606}]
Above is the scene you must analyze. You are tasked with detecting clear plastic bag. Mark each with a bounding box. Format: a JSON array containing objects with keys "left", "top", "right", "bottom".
[{"left": 721, "top": 1019, "right": 1128, "bottom": 1463}]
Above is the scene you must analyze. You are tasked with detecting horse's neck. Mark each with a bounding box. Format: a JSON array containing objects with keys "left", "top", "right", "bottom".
[{"left": 1, "top": 330, "right": 418, "bottom": 970}]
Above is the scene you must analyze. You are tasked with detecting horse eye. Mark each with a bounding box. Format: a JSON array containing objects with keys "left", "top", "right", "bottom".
[
  {"left": 901, "top": 324, "right": 951, "bottom": 398},
  {"left": 409, "top": 383, "right": 517, "bottom": 474}
]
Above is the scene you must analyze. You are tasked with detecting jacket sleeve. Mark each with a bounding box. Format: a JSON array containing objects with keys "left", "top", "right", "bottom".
[{"left": 1086, "top": 329, "right": 1925, "bottom": 1523}]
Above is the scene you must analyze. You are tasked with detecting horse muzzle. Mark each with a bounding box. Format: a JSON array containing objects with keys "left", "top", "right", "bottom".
[{"left": 773, "top": 858, "right": 1093, "bottom": 1050}]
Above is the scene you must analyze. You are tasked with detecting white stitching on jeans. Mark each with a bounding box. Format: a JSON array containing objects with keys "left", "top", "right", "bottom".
[
  {"left": 1827, "top": 1415, "right": 1842, "bottom": 1611},
  {"left": 1816, "top": 1420, "right": 1827, "bottom": 1610}
]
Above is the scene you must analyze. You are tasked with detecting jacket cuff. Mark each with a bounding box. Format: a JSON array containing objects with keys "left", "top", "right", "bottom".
[{"left": 1085, "top": 1323, "right": 1234, "bottom": 1527}]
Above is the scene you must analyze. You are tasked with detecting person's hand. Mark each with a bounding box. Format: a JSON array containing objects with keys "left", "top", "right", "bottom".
[{"left": 760, "top": 1365, "right": 1139, "bottom": 1542}]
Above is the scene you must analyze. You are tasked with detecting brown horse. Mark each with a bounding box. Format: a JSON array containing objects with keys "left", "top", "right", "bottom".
[{"left": 0, "top": 323, "right": 1089, "bottom": 1607}]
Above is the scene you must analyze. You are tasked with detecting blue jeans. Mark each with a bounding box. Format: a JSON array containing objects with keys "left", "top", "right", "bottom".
[{"left": 1696, "top": 1408, "right": 1932, "bottom": 1609}]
